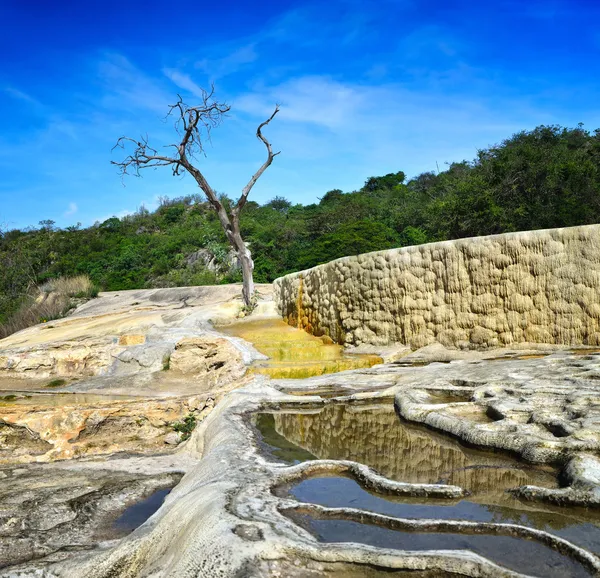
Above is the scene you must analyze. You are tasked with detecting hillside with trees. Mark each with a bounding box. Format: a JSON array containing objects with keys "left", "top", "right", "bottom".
[{"left": 2, "top": 124, "right": 600, "bottom": 327}]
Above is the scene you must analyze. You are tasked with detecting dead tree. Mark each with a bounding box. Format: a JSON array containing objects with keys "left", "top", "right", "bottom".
[{"left": 112, "top": 86, "right": 280, "bottom": 308}]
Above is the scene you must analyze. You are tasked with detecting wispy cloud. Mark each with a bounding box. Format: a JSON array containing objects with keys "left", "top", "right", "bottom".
[
  {"left": 195, "top": 43, "right": 258, "bottom": 80},
  {"left": 235, "top": 76, "right": 365, "bottom": 130},
  {"left": 97, "top": 53, "right": 172, "bottom": 114},
  {"left": 163, "top": 69, "right": 206, "bottom": 98},
  {"left": 64, "top": 202, "right": 78, "bottom": 217},
  {"left": 231, "top": 72, "right": 553, "bottom": 189},
  {"left": 3, "top": 86, "right": 42, "bottom": 107},
  {"left": 1, "top": 0, "right": 599, "bottom": 229},
  {"left": 235, "top": 74, "right": 522, "bottom": 135}
]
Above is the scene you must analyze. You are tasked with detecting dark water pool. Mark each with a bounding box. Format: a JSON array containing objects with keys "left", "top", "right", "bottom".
[
  {"left": 254, "top": 403, "right": 558, "bottom": 495},
  {"left": 113, "top": 487, "right": 172, "bottom": 533},
  {"left": 282, "top": 475, "right": 600, "bottom": 555},
  {"left": 255, "top": 403, "right": 600, "bottom": 576},
  {"left": 288, "top": 511, "right": 592, "bottom": 578}
]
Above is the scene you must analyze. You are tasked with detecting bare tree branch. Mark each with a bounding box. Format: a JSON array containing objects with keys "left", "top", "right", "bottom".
[
  {"left": 112, "top": 88, "right": 231, "bottom": 181},
  {"left": 233, "top": 105, "right": 281, "bottom": 217},
  {"left": 111, "top": 88, "right": 279, "bottom": 307},
  {"left": 111, "top": 136, "right": 181, "bottom": 177}
]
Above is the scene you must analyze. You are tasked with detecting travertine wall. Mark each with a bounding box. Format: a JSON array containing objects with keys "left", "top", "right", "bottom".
[{"left": 274, "top": 225, "right": 600, "bottom": 348}]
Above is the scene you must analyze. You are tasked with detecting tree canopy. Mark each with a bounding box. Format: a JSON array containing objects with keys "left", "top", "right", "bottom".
[{"left": 2, "top": 123, "right": 600, "bottom": 325}]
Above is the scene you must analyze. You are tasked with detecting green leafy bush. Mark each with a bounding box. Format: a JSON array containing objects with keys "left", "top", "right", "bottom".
[
  {"left": 1, "top": 124, "right": 599, "bottom": 326},
  {"left": 46, "top": 378, "right": 67, "bottom": 388},
  {"left": 172, "top": 413, "right": 197, "bottom": 440}
]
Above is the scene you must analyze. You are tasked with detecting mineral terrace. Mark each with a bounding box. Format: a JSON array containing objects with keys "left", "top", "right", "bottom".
[{"left": 1, "top": 226, "right": 600, "bottom": 578}]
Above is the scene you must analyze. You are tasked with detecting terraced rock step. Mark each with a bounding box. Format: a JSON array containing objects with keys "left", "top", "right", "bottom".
[
  {"left": 280, "top": 475, "right": 600, "bottom": 555},
  {"left": 254, "top": 404, "right": 558, "bottom": 497},
  {"left": 5, "top": 284, "right": 600, "bottom": 577},
  {"left": 287, "top": 512, "right": 592, "bottom": 578}
]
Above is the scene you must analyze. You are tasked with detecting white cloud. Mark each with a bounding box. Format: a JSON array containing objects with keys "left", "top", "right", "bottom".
[
  {"left": 48, "top": 120, "right": 79, "bottom": 140},
  {"left": 3, "top": 0, "right": 598, "bottom": 231},
  {"left": 163, "top": 69, "right": 206, "bottom": 98},
  {"left": 64, "top": 202, "right": 78, "bottom": 217},
  {"left": 235, "top": 76, "right": 365, "bottom": 130},
  {"left": 195, "top": 43, "right": 258, "bottom": 80},
  {"left": 97, "top": 53, "right": 172, "bottom": 114},
  {"left": 229, "top": 72, "right": 554, "bottom": 191},
  {"left": 2, "top": 86, "right": 42, "bottom": 107}
]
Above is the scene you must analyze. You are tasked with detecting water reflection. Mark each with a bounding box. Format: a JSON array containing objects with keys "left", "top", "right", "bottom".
[
  {"left": 283, "top": 475, "right": 600, "bottom": 555},
  {"left": 257, "top": 403, "right": 557, "bottom": 501},
  {"left": 288, "top": 512, "right": 592, "bottom": 578},
  {"left": 256, "top": 403, "right": 600, "bottom": 560}
]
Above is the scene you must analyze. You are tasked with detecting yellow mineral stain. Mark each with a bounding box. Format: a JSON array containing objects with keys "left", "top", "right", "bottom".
[
  {"left": 118, "top": 334, "right": 146, "bottom": 346},
  {"left": 570, "top": 348, "right": 600, "bottom": 355},
  {"left": 220, "top": 318, "right": 382, "bottom": 379},
  {"left": 0, "top": 392, "right": 135, "bottom": 407}
]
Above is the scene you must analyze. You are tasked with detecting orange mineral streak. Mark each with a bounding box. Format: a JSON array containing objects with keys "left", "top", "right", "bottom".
[{"left": 221, "top": 318, "right": 381, "bottom": 379}]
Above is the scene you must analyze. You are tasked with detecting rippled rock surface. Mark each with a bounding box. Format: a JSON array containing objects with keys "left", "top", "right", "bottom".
[
  {"left": 0, "top": 458, "right": 183, "bottom": 570},
  {"left": 4, "top": 286, "right": 600, "bottom": 577}
]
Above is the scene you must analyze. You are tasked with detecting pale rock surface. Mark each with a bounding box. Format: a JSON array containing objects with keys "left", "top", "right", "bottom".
[
  {"left": 0, "top": 393, "right": 215, "bottom": 463},
  {"left": 169, "top": 336, "right": 245, "bottom": 384},
  {"left": 0, "top": 454, "right": 192, "bottom": 569},
  {"left": 164, "top": 431, "right": 182, "bottom": 445},
  {"left": 0, "top": 284, "right": 271, "bottom": 381},
  {"left": 4, "top": 276, "right": 600, "bottom": 576},
  {"left": 275, "top": 224, "right": 600, "bottom": 348},
  {"left": 11, "top": 365, "right": 600, "bottom": 578}
]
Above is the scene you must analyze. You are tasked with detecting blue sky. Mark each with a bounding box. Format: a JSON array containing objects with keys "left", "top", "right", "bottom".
[{"left": 1, "top": 0, "right": 599, "bottom": 229}]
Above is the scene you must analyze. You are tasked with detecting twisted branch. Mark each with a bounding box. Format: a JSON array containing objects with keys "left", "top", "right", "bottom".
[
  {"left": 111, "top": 88, "right": 278, "bottom": 216},
  {"left": 234, "top": 105, "right": 280, "bottom": 217}
]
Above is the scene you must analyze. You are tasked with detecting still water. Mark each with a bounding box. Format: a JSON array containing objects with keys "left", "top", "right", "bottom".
[
  {"left": 220, "top": 318, "right": 381, "bottom": 379},
  {"left": 255, "top": 403, "right": 600, "bottom": 577}
]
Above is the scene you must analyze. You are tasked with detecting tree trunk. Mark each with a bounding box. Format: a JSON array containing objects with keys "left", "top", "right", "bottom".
[
  {"left": 238, "top": 245, "right": 255, "bottom": 308},
  {"left": 229, "top": 214, "right": 255, "bottom": 308},
  {"left": 114, "top": 99, "right": 278, "bottom": 313}
]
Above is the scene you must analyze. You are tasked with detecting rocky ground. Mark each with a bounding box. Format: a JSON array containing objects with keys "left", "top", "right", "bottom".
[
  {"left": 0, "top": 455, "right": 186, "bottom": 569},
  {"left": 0, "top": 285, "right": 270, "bottom": 572},
  {"left": 0, "top": 284, "right": 273, "bottom": 382},
  {"left": 0, "top": 284, "right": 272, "bottom": 464},
  {"left": 2, "top": 287, "right": 600, "bottom": 577}
]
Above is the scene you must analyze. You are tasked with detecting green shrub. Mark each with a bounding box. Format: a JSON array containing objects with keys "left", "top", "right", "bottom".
[
  {"left": 2, "top": 122, "right": 600, "bottom": 322},
  {"left": 172, "top": 413, "right": 197, "bottom": 440},
  {"left": 46, "top": 378, "right": 67, "bottom": 388}
]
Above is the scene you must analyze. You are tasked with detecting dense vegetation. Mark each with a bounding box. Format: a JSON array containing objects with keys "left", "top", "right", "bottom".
[{"left": 2, "top": 124, "right": 600, "bottom": 326}]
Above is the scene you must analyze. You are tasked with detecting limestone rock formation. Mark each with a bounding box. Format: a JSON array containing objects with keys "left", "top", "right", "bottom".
[
  {"left": 17, "top": 368, "right": 600, "bottom": 578},
  {"left": 169, "top": 336, "right": 245, "bottom": 383},
  {"left": 274, "top": 224, "right": 600, "bottom": 348},
  {"left": 0, "top": 462, "right": 182, "bottom": 569},
  {"left": 0, "top": 285, "right": 272, "bottom": 575},
  {"left": 0, "top": 393, "right": 215, "bottom": 464},
  {"left": 0, "top": 283, "right": 271, "bottom": 381},
  {"left": 269, "top": 404, "right": 556, "bottom": 499},
  {"left": 5, "top": 279, "right": 600, "bottom": 577}
]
